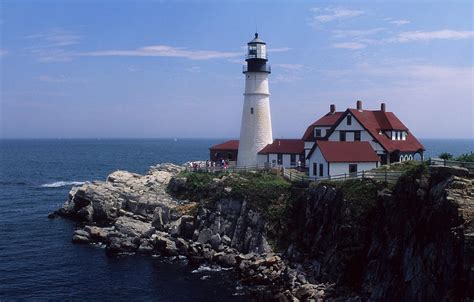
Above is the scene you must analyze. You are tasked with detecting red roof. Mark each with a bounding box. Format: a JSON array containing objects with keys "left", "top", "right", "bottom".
[
  {"left": 210, "top": 140, "right": 239, "bottom": 151},
  {"left": 312, "top": 141, "right": 379, "bottom": 162},
  {"left": 258, "top": 139, "right": 304, "bottom": 154},
  {"left": 346, "top": 109, "right": 424, "bottom": 152},
  {"left": 302, "top": 112, "right": 343, "bottom": 141}
]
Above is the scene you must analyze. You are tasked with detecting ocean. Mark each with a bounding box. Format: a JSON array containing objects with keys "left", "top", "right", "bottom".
[{"left": 0, "top": 138, "right": 472, "bottom": 300}]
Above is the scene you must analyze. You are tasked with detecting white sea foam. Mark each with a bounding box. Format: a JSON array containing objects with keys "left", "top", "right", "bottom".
[
  {"left": 191, "top": 264, "right": 223, "bottom": 273},
  {"left": 41, "top": 181, "right": 86, "bottom": 188}
]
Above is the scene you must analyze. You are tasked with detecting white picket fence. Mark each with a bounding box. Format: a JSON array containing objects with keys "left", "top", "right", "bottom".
[
  {"left": 430, "top": 157, "right": 474, "bottom": 174},
  {"left": 282, "top": 168, "right": 403, "bottom": 184}
]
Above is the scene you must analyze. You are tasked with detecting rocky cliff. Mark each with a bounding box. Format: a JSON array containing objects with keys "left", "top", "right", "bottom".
[{"left": 52, "top": 163, "right": 473, "bottom": 301}]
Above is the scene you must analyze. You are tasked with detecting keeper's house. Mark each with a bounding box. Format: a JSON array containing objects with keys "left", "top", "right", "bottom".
[{"left": 304, "top": 101, "right": 425, "bottom": 178}]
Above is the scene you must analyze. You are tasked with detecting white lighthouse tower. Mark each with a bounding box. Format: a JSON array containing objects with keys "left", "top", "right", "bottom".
[{"left": 237, "top": 33, "right": 273, "bottom": 168}]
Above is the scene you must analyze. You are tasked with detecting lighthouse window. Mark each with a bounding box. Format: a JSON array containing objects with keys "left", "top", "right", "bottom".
[
  {"left": 347, "top": 115, "right": 352, "bottom": 125},
  {"left": 250, "top": 107, "right": 254, "bottom": 114}
]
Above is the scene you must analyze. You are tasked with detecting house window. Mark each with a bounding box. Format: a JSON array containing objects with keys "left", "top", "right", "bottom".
[
  {"left": 227, "top": 152, "right": 233, "bottom": 160},
  {"left": 277, "top": 154, "right": 283, "bottom": 165},
  {"left": 290, "top": 154, "right": 296, "bottom": 165},
  {"left": 339, "top": 131, "right": 346, "bottom": 141},
  {"left": 315, "top": 129, "right": 322, "bottom": 137},
  {"left": 347, "top": 115, "right": 352, "bottom": 125},
  {"left": 313, "top": 163, "right": 317, "bottom": 176},
  {"left": 319, "top": 163, "right": 323, "bottom": 177},
  {"left": 349, "top": 164, "right": 358, "bottom": 174},
  {"left": 250, "top": 107, "right": 254, "bottom": 114},
  {"left": 354, "top": 131, "right": 361, "bottom": 141}
]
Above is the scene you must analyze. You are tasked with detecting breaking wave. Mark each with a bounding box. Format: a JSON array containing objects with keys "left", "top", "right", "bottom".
[{"left": 41, "top": 181, "right": 86, "bottom": 188}]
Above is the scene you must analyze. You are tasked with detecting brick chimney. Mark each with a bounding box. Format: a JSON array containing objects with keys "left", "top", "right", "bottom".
[
  {"left": 381, "top": 102, "right": 386, "bottom": 112},
  {"left": 356, "top": 100, "right": 362, "bottom": 111},
  {"left": 330, "top": 104, "right": 336, "bottom": 114}
]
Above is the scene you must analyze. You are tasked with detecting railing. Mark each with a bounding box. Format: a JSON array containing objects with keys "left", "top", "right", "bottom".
[
  {"left": 185, "top": 163, "right": 271, "bottom": 174},
  {"left": 430, "top": 157, "right": 474, "bottom": 174},
  {"left": 282, "top": 168, "right": 404, "bottom": 184},
  {"left": 242, "top": 65, "right": 271, "bottom": 73}
]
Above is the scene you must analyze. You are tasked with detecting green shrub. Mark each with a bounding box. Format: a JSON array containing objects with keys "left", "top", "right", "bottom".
[
  {"left": 439, "top": 152, "right": 453, "bottom": 160},
  {"left": 456, "top": 152, "right": 474, "bottom": 162}
]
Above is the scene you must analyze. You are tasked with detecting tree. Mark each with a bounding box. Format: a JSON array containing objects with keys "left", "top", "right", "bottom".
[{"left": 439, "top": 152, "right": 453, "bottom": 160}]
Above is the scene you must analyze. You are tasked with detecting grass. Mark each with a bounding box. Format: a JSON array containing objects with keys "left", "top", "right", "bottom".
[{"left": 172, "top": 170, "right": 292, "bottom": 212}]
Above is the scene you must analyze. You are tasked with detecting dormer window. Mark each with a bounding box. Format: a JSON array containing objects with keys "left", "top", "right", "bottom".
[
  {"left": 315, "top": 129, "right": 322, "bottom": 137},
  {"left": 347, "top": 115, "right": 352, "bottom": 125}
]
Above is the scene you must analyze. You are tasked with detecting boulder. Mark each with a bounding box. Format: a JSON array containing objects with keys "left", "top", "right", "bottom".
[
  {"left": 154, "top": 235, "right": 179, "bottom": 256},
  {"left": 197, "top": 228, "right": 213, "bottom": 244},
  {"left": 84, "top": 226, "right": 109, "bottom": 241},
  {"left": 222, "top": 235, "right": 232, "bottom": 246},
  {"left": 72, "top": 234, "right": 89, "bottom": 244},
  {"left": 210, "top": 234, "right": 221, "bottom": 250},
  {"left": 429, "top": 165, "right": 469, "bottom": 179},
  {"left": 114, "top": 216, "right": 151, "bottom": 238},
  {"left": 215, "top": 252, "right": 237, "bottom": 267},
  {"left": 74, "top": 229, "right": 90, "bottom": 238},
  {"left": 151, "top": 204, "right": 170, "bottom": 231}
]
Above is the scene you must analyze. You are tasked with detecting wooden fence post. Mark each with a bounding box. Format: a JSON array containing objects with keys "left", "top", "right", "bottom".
[{"left": 362, "top": 170, "right": 365, "bottom": 179}]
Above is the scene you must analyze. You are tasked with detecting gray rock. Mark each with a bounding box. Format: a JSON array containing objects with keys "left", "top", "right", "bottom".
[
  {"left": 84, "top": 226, "right": 109, "bottom": 241},
  {"left": 72, "top": 234, "right": 89, "bottom": 244},
  {"left": 429, "top": 165, "right": 469, "bottom": 178},
  {"left": 210, "top": 234, "right": 221, "bottom": 250},
  {"left": 137, "top": 241, "right": 154, "bottom": 254},
  {"left": 197, "top": 228, "right": 213, "bottom": 244},
  {"left": 222, "top": 235, "right": 232, "bottom": 246},
  {"left": 154, "top": 235, "right": 178, "bottom": 256},
  {"left": 74, "top": 229, "right": 90, "bottom": 238},
  {"left": 151, "top": 204, "right": 170, "bottom": 231},
  {"left": 114, "top": 216, "right": 151, "bottom": 238}
]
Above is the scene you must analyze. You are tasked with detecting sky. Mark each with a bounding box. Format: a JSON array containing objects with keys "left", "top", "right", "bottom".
[{"left": 0, "top": 0, "right": 473, "bottom": 139}]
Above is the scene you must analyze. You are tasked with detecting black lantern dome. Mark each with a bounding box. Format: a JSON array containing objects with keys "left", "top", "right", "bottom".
[{"left": 243, "top": 33, "right": 271, "bottom": 74}]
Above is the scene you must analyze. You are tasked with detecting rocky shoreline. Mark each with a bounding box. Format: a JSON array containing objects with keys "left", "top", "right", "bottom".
[{"left": 50, "top": 162, "right": 473, "bottom": 301}]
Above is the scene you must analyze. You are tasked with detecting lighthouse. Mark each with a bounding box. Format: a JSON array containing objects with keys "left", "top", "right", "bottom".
[{"left": 237, "top": 33, "right": 273, "bottom": 168}]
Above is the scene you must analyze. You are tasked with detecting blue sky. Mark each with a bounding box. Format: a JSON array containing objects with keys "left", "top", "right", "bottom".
[{"left": 0, "top": 0, "right": 473, "bottom": 139}]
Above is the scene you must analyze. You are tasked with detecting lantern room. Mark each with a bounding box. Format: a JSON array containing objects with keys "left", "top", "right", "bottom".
[{"left": 243, "top": 33, "right": 271, "bottom": 74}]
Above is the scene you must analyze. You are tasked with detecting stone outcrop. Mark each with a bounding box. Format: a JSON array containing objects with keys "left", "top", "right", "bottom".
[{"left": 52, "top": 162, "right": 474, "bottom": 301}]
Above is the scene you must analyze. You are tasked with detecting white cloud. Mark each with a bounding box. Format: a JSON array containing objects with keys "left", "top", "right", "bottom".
[
  {"left": 271, "top": 74, "right": 303, "bottom": 84},
  {"left": 25, "top": 28, "right": 82, "bottom": 47},
  {"left": 273, "top": 64, "right": 304, "bottom": 71},
  {"left": 186, "top": 66, "right": 201, "bottom": 73},
  {"left": 333, "top": 42, "right": 366, "bottom": 49},
  {"left": 309, "top": 7, "right": 364, "bottom": 27},
  {"left": 332, "top": 28, "right": 385, "bottom": 38},
  {"left": 34, "top": 75, "right": 69, "bottom": 83},
  {"left": 79, "top": 45, "right": 241, "bottom": 60},
  {"left": 25, "top": 28, "right": 82, "bottom": 62},
  {"left": 389, "top": 19, "right": 410, "bottom": 26},
  {"left": 267, "top": 47, "right": 292, "bottom": 53},
  {"left": 395, "top": 30, "right": 474, "bottom": 42}
]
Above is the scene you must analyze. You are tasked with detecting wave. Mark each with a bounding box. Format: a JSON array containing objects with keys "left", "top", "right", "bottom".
[
  {"left": 191, "top": 264, "right": 231, "bottom": 273},
  {"left": 41, "top": 181, "right": 86, "bottom": 188}
]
